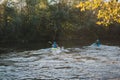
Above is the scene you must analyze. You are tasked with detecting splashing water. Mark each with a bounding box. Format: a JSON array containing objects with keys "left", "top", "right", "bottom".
[{"left": 0, "top": 45, "right": 120, "bottom": 80}]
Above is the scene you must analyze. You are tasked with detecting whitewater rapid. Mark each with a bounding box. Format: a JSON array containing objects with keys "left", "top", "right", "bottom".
[{"left": 0, "top": 45, "right": 120, "bottom": 80}]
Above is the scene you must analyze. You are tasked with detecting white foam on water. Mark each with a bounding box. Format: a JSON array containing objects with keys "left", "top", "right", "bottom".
[{"left": 0, "top": 44, "right": 120, "bottom": 79}]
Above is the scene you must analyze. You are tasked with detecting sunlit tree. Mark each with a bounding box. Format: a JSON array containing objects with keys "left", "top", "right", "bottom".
[{"left": 77, "top": 0, "right": 120, "bottom": 26}]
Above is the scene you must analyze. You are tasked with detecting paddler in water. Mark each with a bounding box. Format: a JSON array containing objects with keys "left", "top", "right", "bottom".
[
  {"left": 52, "top": 41, "right": 58, "bottom": 48},
  {"left": 95, "top": 39, "right": 101, "bottom": 47}
]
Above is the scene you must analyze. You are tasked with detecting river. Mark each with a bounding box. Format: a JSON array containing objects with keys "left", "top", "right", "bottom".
[{"left": 0, "top": 45, "right": 120, "bottom": 80}]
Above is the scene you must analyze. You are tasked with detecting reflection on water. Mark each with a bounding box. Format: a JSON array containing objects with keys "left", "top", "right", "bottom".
[{"left": 0, "top": 45, "right": 120, "bottom": 80}]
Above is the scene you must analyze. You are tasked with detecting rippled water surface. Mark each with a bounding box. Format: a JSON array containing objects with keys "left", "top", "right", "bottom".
[{"left": 0, "top": 45, "right": 120, "bottom": 80}]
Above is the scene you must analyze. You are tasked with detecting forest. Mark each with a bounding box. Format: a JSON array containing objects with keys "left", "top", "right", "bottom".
[{"left": 0, "top": 0, "right": 120, "bottom": 50}]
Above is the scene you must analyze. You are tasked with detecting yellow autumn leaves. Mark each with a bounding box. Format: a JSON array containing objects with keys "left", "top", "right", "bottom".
[{"left": 77, "top": 0, "right": 120, "bottom": 26}]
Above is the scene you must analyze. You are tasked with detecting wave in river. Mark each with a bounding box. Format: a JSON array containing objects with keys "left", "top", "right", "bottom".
[{"left": 0, "top": 45, "right": 120, "bottom": 80}]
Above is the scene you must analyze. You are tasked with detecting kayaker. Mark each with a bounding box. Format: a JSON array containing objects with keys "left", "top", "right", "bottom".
[
  {"left": 52, "top": 41, "right": 58, "bottom": 48},
  {"left": 95, "top": 39, "right": 101, "bottom": 47}
]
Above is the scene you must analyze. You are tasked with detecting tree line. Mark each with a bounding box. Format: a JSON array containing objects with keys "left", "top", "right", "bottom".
[{"left": 0, "top": 0, "right": 120, "bottom": 46}]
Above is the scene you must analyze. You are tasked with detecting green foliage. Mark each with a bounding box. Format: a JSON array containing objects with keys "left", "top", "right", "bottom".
[{"left": 0, "top": 0, "right": 120, "bottom": 44}]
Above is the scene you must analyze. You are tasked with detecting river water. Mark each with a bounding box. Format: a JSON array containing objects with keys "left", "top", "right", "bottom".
[{"left": 0, "top": 45, "right": 120, "bottom": 80}]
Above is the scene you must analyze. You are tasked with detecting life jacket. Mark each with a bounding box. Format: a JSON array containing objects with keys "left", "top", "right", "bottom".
[
  {"left": 52, "top": 42, "right": 57, "bottom": 48},
  {"left": 96, "top": 40, "right": 100, "bottom": 47}
]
